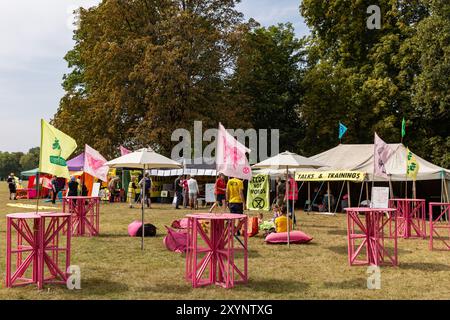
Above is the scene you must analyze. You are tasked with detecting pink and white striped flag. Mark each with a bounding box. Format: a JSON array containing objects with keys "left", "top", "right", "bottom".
[
  {"left": 374, "top": 133, "right": 394, "bottom": 179},
  {"left": 216, "top": 123, "right": 252, "bottom": 180},
  {"left": 84, "top": 144, "right": 109, "bottom": 181},
  {"left": 120, "top": 146, "right": 131, "bottom": 156}
]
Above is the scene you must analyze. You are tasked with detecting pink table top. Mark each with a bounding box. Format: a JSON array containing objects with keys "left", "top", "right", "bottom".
[
  {"left": 38, "top": 212, "right": 71, "bottom": 218},
  {"left": 6, "top": 212, "right": 70, "bottom": 219},
  {"left": 6, "top": 212, "right": 41, "bottom": 219},
  {"left": 344, "top": 207, "right": 396, "bottom": 213},
  {"left": 186, "top": 213, "right": 247, "bottom": 220},
  {"left": 64, "top": 196, "right": 100, "bottom": 199},
  {"left": 390, "top": 198, "right": 425, "bottom": 202}
]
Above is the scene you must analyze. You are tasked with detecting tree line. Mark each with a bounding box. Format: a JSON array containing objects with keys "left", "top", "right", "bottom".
[
  {"left": 52, "top": 0, "right": 449, "bottom": 167},
  {"left": 0, "top": 147, "right": 40, "bottom": 180}
]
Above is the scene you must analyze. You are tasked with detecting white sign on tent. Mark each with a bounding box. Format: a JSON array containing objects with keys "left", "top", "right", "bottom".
[
  {"left": 91, "top": 183, "right": 101, "bottom": 197},
  {"left": 371, "top": 187, "right": 390, "bottom": 208},
  {"left": 205, "top": 184, "right": 215, "bottom": 203}
]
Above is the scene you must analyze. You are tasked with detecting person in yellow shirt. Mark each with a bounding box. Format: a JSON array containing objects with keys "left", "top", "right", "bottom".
[
  {"left": 275, "top": 206, "right": 293, "bottom": 233},
  {"left": 226, "top": 176, "right": 245, "bottom": 214}
]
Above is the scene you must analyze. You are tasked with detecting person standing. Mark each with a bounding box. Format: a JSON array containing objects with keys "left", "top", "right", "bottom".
[
  {"left": 187, "top": 175, "right": 199, "bottom": 210},
  {"left": 139, "top": 173, "right": 152, "bottom": 208},
  {"left": 51, "top": 175, "right": 60, "bottom": 204},
  {"left": 108, "top": 176, "right": 120, "bottom": 203},
  {"left": 209, "top": 173, "right": 226, "bottom": 213},
  {"left": 275, "top": 177, "right": 286, "bottom": 208},
  {"left": 182, "top": 175, "right": 189, "bottom": 208},
  {"left": 174, "top": 175, "right": 183, "bottom": 209},
  {"left": 7, "top": 173, "right": 17, "bottom": 200},
  {"left": 226, "top": 176, "right": 245, "bottom": 214},
  {"left": 285, "top": 175, "right": 298, "bottom": 224}
]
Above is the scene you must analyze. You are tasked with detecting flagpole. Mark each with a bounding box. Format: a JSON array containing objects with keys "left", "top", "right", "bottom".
[
  {"left": 286, "top": 166, "right": 290, "bottom": 248},
  {"left": 35, "top": 172, "right": 40, "bottom": 214}
]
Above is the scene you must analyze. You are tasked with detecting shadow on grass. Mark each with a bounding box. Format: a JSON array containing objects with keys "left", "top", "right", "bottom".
[
  {"left": 327, "top": 229, "right": 348, "bottom": 236},
  {"left": 327, "top": 245, "right": 412, "bottom": 256},
  {"left": 303, "top": 224, "right": 339, "bottom": 230},
  {"left": 323, "top": 278, "right": 366, "bottom": 290},
  {"left": 399, "top": 262, "right": 450, "bottom": 272},
  {"left": 245, "top": 279, "right": 310, "bottom": 293},
  {"left": 80, "top": 278, "right": 129, "bottom": 294}
]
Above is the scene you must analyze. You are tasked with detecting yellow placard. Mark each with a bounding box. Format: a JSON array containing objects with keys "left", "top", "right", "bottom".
[{"left": 295, "top": 171, "right": 365, "bottom": 182}]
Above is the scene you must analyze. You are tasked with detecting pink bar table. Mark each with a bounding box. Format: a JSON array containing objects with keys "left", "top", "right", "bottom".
[
  {"left": 39, "top": 212, "right": 72, "bottom": 287},
  {"left": 428, "top": 202, "right": 450, "bottom": 251},
  {"left": 6, "top": 213, "right": 42, "bottom": 288},
  {"left": 345, "top": 207, "right": 398, "bottom": 267},
  {"left": 5, "top": 212, "right": 72, "bottom": 289},
  {"left": 63, "top": 196, "right": 100, "bottom": 236},
  {"left": 185, "top": 213, "right": 248, "bottom": 288},
  {"left": 388, "top": 198, "right": 426, "bottom": 239}
]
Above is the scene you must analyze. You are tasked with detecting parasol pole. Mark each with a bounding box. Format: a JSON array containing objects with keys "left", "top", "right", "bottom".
[
  {"left": 286, "top": 166, "right": 290, "bottom": 248},
  {"left": 141, "top": 165, "right": 145, "bottom": 250}
]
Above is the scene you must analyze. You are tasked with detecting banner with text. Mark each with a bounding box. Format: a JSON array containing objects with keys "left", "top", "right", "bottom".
[
  {"left": 246, "top": 174, "right": 270, "bottom": 211},
  {"left": 295, "top": 171, "right": 365, "bottom": 182}
]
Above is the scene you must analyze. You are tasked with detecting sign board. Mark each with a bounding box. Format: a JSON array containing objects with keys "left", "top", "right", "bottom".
[
  {"left": 246, "top": 174, "right": 270, "bottom": 211},
  {"left": 160, "top": 190, "right": 168, "bottom": 198},
  {"left": 295, "top": 171, "right": 365, "bottom": 182},
  {"left": 205, "top": 183, "right": 215, "bottom": 203},
  {"left": 371, "top": 187, "right": 390, "bottom": 208},
  {"left": 91, "top": 183, "right": 101, "bottom": 197}
]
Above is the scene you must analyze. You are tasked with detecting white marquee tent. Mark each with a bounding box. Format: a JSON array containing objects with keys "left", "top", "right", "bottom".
[{"left": 310, "top": 143, "right": 450, "bottom": 181}]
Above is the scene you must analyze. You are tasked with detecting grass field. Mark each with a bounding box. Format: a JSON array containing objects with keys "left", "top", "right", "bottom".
[{"left": 0, "top": 183, "right": 449, "bottom": 300}]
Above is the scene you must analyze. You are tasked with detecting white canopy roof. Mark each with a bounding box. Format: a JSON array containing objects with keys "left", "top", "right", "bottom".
[
  {"left": 253, "top": 151, "right": 325, "bottom": 169},
  {"left": 105, "top": 148, "right": 182, "bottom": 170},
  {"left": 310, "top": 144, "right": 450, "bottom": 181}
]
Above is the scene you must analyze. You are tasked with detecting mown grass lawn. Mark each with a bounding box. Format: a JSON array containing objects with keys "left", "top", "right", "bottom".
[{"left": 0, "top": 183, "right": 449, "bottom": 300}]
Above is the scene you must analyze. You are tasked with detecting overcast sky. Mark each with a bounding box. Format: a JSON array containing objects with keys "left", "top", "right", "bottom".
[{"left": 0, "top": 0, "right": 309, "bottom": 152}]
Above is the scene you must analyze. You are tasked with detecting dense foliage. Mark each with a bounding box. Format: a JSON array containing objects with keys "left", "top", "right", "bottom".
[{"left": 0, "top": 147, "right": 40, "bottom": 180}]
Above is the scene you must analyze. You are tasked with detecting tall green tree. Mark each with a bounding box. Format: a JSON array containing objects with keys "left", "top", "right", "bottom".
[
  {"left": 54, "top": 0, "right": 248, "bottom": 157},
  {"left": 231, "top": 23, "right": 306, "bottom": 152},
  {"left": 19, "top": 147, "right": 40, "bottom": 171},
  {"left": 0, "top": 152, "right": 24, "bottom": 180}
]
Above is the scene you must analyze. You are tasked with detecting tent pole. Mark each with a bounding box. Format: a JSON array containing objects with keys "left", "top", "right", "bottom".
[
  {"left": 286, "top": 167, "right": 290, "bottom": 248},
  {"left": 347, "top": 181, "right": 351, "bottom": 207},
  {"left": 365, "top": 181, "right": 369, "bottom": 202},
  {"left": 334, "top": 181, "right": 345, "bottom": 214},
  {"left": 358, "top": 180, "right": 364, "bottom": 207},
  {"left": 405, "top": 175, "right": 408, "bottom": 199},
  {"left": 308, "top": 181, "right": 311, "bottom": 212},
  {"left": 413, "top": 180, "right": 417, "bottom": 199},
  {"left": 388, "top": 175, "right": 393, "bottom": 199},
  {"left": 327, "top": 181, "right": 331, "bottom": 213}
]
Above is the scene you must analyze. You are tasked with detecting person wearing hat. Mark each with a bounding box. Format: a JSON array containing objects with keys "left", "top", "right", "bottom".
[{"left": 7, "top": 173, "right": 17, "bottom": 200}]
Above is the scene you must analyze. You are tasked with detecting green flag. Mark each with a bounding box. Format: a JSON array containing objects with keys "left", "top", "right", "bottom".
[
  {"left": 246, "top": 174, "right": 270, "bottom": 211},
  {"left": 39, "top": 119, "right": 77, "bottom": 179},
  {"left": 401, "top": 118, "right": 406, "bottom": 139}
]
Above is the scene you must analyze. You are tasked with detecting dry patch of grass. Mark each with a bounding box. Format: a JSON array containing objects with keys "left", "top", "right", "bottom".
[{"left": 0, "top": 184, "right": 449, "bottom": 299}]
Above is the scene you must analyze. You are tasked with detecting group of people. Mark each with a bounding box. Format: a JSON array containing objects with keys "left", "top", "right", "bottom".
[
  {"left": 174, "top": 175, "right": 199, "bottom": 210},
  {"left": 7, "top": 173, "right": 17, "bottom": 200},
  {"left": 127, "top": 173, "right": 152, "bottom": 208}
]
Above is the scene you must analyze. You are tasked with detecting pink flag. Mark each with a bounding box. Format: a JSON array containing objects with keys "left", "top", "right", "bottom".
[
  {"left": 41, "top": 177, "right": 52, "bottom": 189},
  {"left": 374, "top": 133, "right": 393, "bottom": 179},
  {"left": 84, "top": 144, "right": 109, "bottom": 181},
  {"left": 216, "top": 123, "right": 252, "bottom": 180},
  {"left": 120, "top": 146, "right": 131, "bottom": 156}
]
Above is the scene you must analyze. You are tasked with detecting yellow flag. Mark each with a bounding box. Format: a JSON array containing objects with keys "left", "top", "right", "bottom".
[
  {"left": 39, "top": 119, "right": 77, "bottom": 179},
  {"left": 406, "top": 148, "right": 419, "bottom": 180}
]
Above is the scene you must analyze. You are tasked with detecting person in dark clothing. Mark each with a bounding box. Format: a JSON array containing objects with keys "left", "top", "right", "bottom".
[
  {"left": 68, "top": 177, "right": 79, "bottom": 196},
  {"left": 51, "top": 176, "right": 60, "bottom": 204},
  {"left": 7, "top": 173, "right": 17, "bottom": 200},
  {"left": 174, "top": 175, "right": 183, "bottom": 209},
  {"left": 81, "top": 183, "right": 89, "bottom": 197}
]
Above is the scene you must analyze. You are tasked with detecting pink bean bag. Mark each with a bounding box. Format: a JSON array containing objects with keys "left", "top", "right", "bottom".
[
  {"left": 128, "top": 221, "right": 142, "bottom": 237},
  {"left": 163, "top": 227, "right": 188, "bottom": 253},
  {"left": 265, "top": 231, "right": 313, "bottom": 244},
  {"left": 171, "top": 218, "right": 189, "bottom": 230}
]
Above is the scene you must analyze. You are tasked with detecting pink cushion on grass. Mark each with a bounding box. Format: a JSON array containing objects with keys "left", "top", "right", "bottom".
[
  {"left": 128, "top": 221, "right": 142, "bottom": 237},
  {"left": 163, "top": 227, "right": 188, "bottom": 253},
  {"left": 265, "top": 231, "right": 313, "bottom": 244}
]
